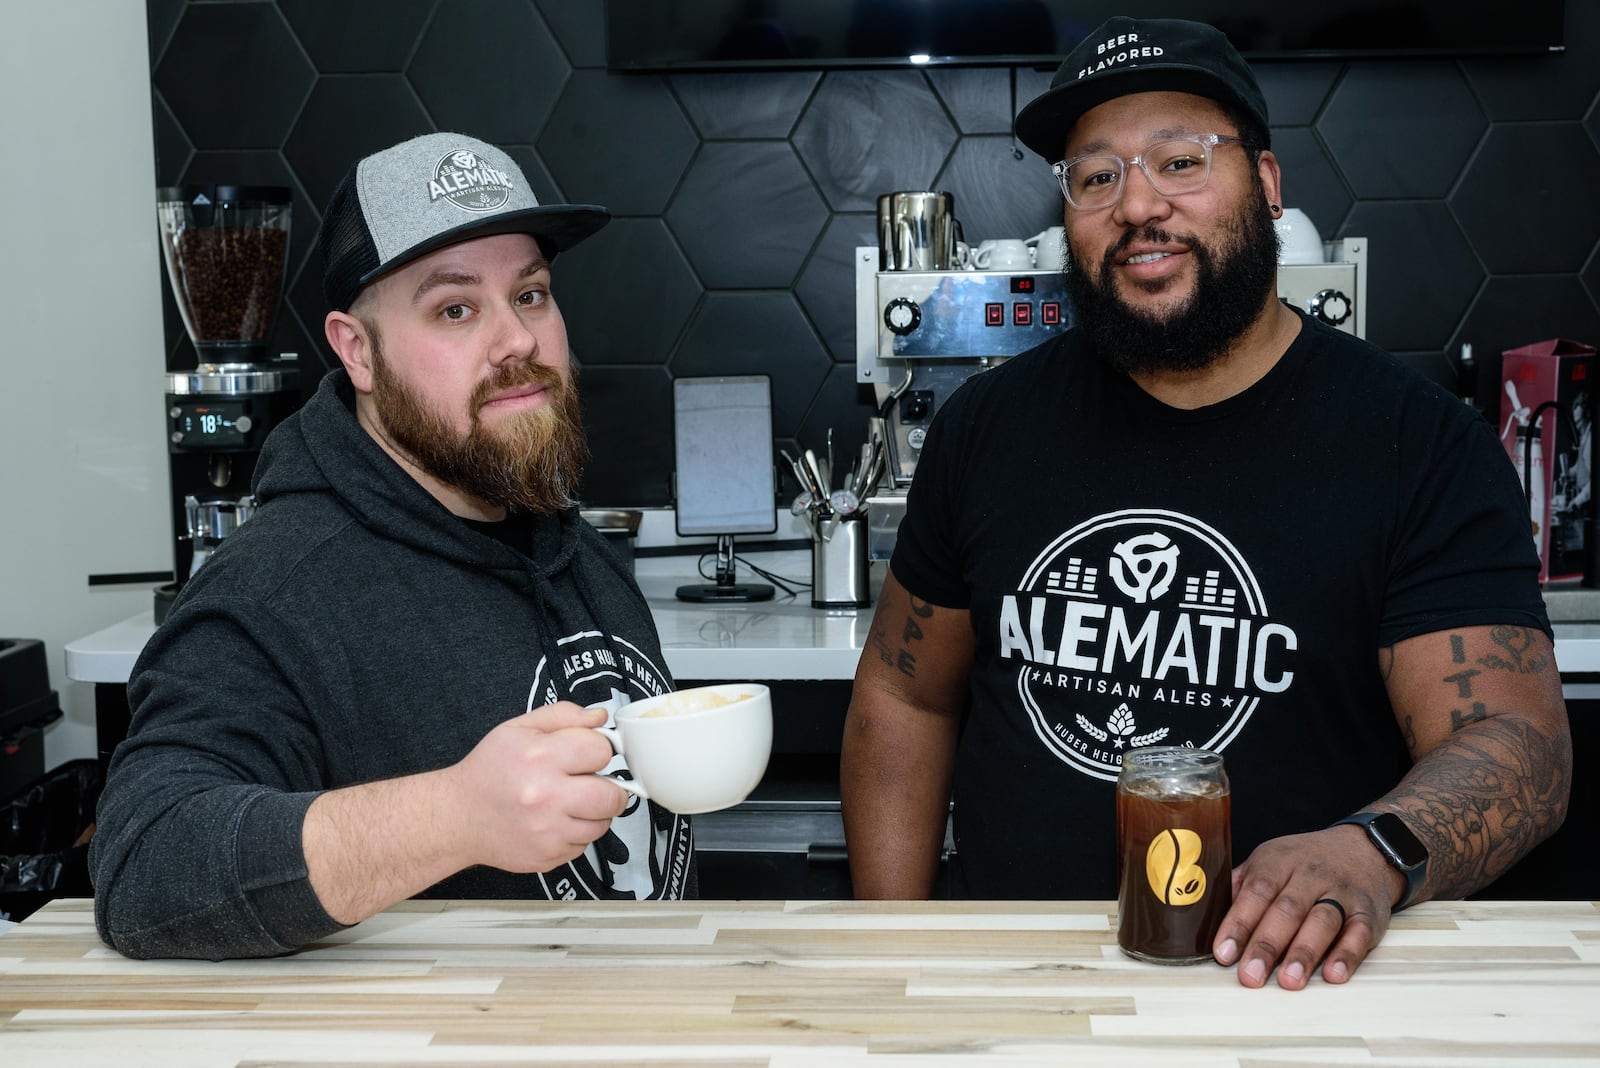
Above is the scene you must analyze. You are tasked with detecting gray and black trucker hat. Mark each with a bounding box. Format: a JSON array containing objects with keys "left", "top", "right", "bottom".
[
  {"left": 319, "top": 132, "right": 609, "bottom": 312},
  {"left": 1014, "top": 16, "right": 1270, "bottom": 162}
]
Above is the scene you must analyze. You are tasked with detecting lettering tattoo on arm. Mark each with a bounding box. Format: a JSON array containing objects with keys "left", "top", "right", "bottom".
[
  {"left": 1401, "top": 626, "right": 1571, "bottom": 899},
  {"left": 871, "top": 596, "right": 936, "bottom": 679}
]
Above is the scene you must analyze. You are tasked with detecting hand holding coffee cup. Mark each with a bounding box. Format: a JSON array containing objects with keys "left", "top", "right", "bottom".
[
  {"left": 593, "top": 684, "right": 772, "bottom": 813},
  {"left": 972, "top": 238, "right": 1033, "bottom": 270}
]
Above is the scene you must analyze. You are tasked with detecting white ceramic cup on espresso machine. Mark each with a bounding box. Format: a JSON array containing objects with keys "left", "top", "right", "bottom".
[
  {"left": 877, "top": 191, "right": 964, "bottom": 271},
  {"left": 972, "top": 238, "right": 1033, "bottom": 270},
  {"left": 1028, "top": 226, "right": 1067, "bottom": 271}
]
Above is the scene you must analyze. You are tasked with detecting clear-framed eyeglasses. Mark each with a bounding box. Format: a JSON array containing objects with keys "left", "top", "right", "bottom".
[{"left": 1052, "top": 134, "right": 1246, "bottom": 210}]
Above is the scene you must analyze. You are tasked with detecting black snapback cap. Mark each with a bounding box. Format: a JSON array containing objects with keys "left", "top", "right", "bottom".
[
  {"left": 1014, "top": 16, "right": 1270, "bottom": 161},
  {"left": 318, "top": 132, "right": 610, "bottom": 312}
]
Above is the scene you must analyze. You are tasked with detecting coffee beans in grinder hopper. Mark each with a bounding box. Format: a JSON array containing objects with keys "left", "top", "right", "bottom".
[{"left": 157, "top": 186, "right": 292, "bottom": 349}]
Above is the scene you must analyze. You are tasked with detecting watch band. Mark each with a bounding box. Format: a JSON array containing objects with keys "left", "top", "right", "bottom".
[{"left": 1331, "top": 811, "right": 1428, "bottom": 910}]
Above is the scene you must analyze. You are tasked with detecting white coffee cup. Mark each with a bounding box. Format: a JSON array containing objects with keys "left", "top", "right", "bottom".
[
  {"left": 972, "top": 238, "right": 1032, "bottom": 270},
  {"left": 593, "top": 683, "right": 772, "bottom": 814},
  {"left": 1028, "top": 226, "right": 1066, "bottom": 272},
  {"left": 1274, "top": 207, "right": 1325, "bottom": 264}
]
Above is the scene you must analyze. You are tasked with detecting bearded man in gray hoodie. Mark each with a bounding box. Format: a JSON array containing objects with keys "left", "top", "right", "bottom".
[{"left": 91, "top": 133, "right": 690, "bottom": 960}]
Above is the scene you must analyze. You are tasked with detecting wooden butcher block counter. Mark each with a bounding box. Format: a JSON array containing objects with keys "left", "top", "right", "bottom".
[{"left": 1, "top": 898, "right": 1597, "bottom": 1065}]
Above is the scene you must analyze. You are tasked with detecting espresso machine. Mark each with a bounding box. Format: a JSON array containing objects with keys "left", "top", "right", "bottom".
[
  {"left": 856, "top": 190, "right": 1077, "bottom": 558},
  {"left": 156, "top": 185, "right": 301, "bottom": 614}
]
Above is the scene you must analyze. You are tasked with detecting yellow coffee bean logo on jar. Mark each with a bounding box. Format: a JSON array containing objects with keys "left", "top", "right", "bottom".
[{"left": 1145, "top": 828, "right": 1207, "bottom": 905}]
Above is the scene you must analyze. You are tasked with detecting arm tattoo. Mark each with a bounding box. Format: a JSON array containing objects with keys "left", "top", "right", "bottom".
[
  {"left": 1476, "top": 625, "right": 1551, "bottom": 674},
  {"left": 1398, "top": 626, "right": 1571, "bottom": 898},
  {"left": 871, "top": 596, "right": 937, "bottom": 679},
  {"left": 1401, "top": 715, "right": 1571, "bottom": 900}
]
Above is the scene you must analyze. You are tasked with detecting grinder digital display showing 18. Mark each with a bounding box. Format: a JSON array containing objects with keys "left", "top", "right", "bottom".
[{"left": 172, "top": 401, "right": 248, "bottom": 449}]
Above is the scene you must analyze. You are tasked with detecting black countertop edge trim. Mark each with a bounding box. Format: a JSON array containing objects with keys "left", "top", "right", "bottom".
[{"left": 88, "top": 571, "right": 175, "bottom": 587}]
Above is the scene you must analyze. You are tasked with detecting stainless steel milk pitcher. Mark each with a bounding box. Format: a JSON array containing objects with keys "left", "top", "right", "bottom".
[{"left": 877, "top": 191, "right": 962, "bottom": 271}]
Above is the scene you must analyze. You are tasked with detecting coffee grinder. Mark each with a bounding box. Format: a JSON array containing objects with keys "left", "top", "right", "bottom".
[{"left": 155, "top": 185, "right": 300, "bottom": 616}]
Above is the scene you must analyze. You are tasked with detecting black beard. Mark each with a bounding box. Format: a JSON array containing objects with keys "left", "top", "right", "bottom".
[
  {"left": 369, "top": 330, "right": 589, "bottom": 514},
  {"left": 1064, "top": 196, "right": 1281, "bottom": 377}
]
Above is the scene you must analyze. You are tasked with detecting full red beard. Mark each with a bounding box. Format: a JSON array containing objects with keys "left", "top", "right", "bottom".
[{"left": 369, "top": 334, "right": 589, "bottom": 514}]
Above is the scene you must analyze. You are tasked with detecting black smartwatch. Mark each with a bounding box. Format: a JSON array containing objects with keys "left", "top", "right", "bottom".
[{"left": 1332, "top": 811, "right": 1428, "bottom": 909}]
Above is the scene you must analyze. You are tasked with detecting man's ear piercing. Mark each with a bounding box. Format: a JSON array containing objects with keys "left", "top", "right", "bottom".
[{"left": 1269, "top": 203, "right": 1282, "bottom": 215}]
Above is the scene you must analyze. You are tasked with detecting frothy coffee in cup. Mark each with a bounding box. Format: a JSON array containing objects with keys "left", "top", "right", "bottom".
[{"left": 636, "top": 689, "right": 754, "bottom": 718}]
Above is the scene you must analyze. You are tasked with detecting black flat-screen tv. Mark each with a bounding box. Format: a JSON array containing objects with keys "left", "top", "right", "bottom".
[{"left": 606, "top": 0, "right": 1566, "bottom": 69}]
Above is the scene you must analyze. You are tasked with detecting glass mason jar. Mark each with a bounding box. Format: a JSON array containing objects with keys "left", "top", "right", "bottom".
[{"left": 1116, "top": 746, "right": 1232, "bottom": 964}]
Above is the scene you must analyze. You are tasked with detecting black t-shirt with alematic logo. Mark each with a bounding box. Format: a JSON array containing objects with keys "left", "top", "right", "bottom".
[{"left": 890, "top": 313, "right": 1548, "bottom": 899}]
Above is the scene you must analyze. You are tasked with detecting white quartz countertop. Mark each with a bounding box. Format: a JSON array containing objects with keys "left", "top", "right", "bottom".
[
  {"left": 65, "top": 551, "right": 880, "bottom": 685},
  {"left": 63, "top": 548, "right": 1600, "bottom": 692}
]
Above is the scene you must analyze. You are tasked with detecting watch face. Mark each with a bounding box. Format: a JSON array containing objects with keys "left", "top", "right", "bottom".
[{"left": 1371, "top": 812, "right": 1428, "bottom": 869}]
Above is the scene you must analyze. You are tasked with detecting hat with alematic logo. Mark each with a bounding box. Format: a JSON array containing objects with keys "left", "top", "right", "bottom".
[
  {"left": 319, "top": 132, "right": 610, "bottom": 312},
  {"left": 1014, "top": 16, "right": 1270, "bottom": 162}
]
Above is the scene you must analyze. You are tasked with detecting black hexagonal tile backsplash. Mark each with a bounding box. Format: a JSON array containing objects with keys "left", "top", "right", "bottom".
[
  {"left": 1270, "top": 127, "right": 1353, "bottom": 241},
  {"left": 793, "top": 70, "right": 958, "bottom": 212},
  {"left": 1451, "top": 122, "right": 1600, "bottom": 276},
  {"left": 1253, "top": 61, "right": 1343, "bottom": 127},
  {"left": 1318, "top": 60, "right": 1485, "bottom": 200},
  {"left": 154, "top": 2, "right": 313, "bottom": 150},
  {"left": 278, "top": 0, "right": 434, "bottom": 74},
  {"left": 1341, "top": 200, "right": 1482, "bottom": 353},
  {"left": 670, "top": 293, "right": 831, "bottom": 440},
  {"left": 281, "top": 76, "right": 435, "bottom": 210},
  {"left": 408, "top": 0, "right": 570, "bottom": 146},
  {"left": 146, "top": 0, "right": 1600, "bottom": 506},
  {"left": 556, "top": 219, "right": 702, "bottom": 365},
  {"left": 666, "top": 142, "right": 828, "bottom": 290},
  {"left": 539, "top": 70, "right": 698, "bottom": 217},
  {"left": 672, "top": 71, "right": 819, "bottom": 139},
  {"left": 536, "top": 0, "right": 607, "bottom": 70},
  {"left": 796, "top": 214, "right": 880, "bottom": 363},
  {"left": 934, "top": 136, "right": 1061, "bottom": 247}
]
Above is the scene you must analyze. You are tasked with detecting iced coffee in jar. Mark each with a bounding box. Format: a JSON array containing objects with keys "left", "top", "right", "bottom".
[{"left": 1116, "top": 746, "right": 1231, "bottom": 964}]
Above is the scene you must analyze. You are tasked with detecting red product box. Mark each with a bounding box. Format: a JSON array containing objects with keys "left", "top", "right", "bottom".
[{"left": 1498, "top": 338, "right": 1596, "bottom": 582}]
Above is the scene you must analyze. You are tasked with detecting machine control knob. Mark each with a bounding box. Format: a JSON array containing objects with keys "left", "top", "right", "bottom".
[
  {"left": 1309, "top": 288, "right": 1352, "bottom": 327},
  {"left": 900, "top": 389, "right": 934, "bottom": 421},
  {"left": 907, "top": 427, "right": 927, "bottom": 450},
  {"left": 883, "top": 297, "right": 921, "bottom": 336},
  {"left": 169, "top": 405, "right": 182, "bottom": 420},
  {"left": 170, "top": 431, "right": 184, "bottom": 444},
  {"left": 235, "top": 415, "right": 254, "bottom": 434}
]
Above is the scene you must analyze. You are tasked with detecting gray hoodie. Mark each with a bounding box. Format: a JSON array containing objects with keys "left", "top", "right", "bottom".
[{"left": 91, "top": 371, "right": 690, "bottom": 960}]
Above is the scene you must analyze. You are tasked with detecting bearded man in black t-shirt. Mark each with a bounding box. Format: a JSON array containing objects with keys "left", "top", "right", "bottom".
[{"left": 840, "top": 16, "right": 1571, "bottom": 992}]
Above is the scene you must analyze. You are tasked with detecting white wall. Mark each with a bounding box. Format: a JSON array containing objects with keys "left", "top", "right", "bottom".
[{"left": 0, "top": 3, "right": 170, "bottom": 769}]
